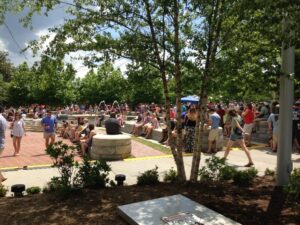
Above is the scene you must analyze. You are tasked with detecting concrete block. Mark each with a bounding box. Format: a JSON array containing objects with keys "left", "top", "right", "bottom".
[{"left": 117, "top": 194, "right": 240, "bottom": 225}]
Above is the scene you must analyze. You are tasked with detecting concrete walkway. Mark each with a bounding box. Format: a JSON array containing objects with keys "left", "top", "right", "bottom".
[{"left": 2, "top": 146, "right": 300, "bottom": 196}]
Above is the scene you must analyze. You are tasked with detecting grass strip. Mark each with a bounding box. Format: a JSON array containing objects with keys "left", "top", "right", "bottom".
[{"left": 131, "top": 136, "right": 172, "bottom": 155}]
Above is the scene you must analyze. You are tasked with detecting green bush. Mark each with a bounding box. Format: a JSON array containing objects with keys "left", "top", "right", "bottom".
[
  {"left": 233, "top": 168, "right": 258, "bottom": 186},
  {"left": 0, "top": 185, "right": 8, "bottom": 197},
  {"left": 45, "top": 142, "right": 78, "bottom": 196},
  {"left": 26, "top": 186, "right": 41, "bottom": 195},
  {"left": 219, "top": 165, "right": 237, "bottom": 181},
  {"left": 264, "top": 168, "right": 276, "bottom": 177},
  {"left": 43, "top": 177, "right": 79, "bottom": 198},
  {"left": 163, "top": 167, "right": 178, "bottom": 183},
  {"left": 109, "top": 180, "right": 117, "bottom": 187},
  {"left": 137, "top": 166, "right": 159, "bottom": 186},
  {"left": 74, "top": 156, "right": 111, "bottom": 189},
  {"left": 46, "top": 142, "right": 78, "bottom": 188},
  {"left": 285, "top": 168, "right": 300, "bottom": 203},
  {"left": 199, "top": 156, "right": 229, "bottom": 182}
]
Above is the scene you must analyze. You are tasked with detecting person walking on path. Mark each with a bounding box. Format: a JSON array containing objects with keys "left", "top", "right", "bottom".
[
  {"left": 224, "top": 109, "right": 254, "bottom": 167},
  {"left": 11, "top": 112, "right": 26, "bottom": 156},
  {"left": 41, "top": 110, "right": 57, "bottom": 148},
  {"left": 0, "top": 105, "right": 8, "bottom": 183}
]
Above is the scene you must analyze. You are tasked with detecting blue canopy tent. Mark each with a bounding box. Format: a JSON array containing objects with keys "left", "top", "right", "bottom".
[{"left": 181, "top": 95, "right": 199, "bottom": 103}]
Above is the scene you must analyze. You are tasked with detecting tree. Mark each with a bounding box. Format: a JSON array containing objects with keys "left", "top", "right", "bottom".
[
  {"left": 78, "top": 61, "right": 127, "bottom": 104},
  {"left": 0, "top": 51, "right": 15, "bottom": 103},
  {"left": 22, "top": 0, "right": 190, "bottom": 181},
  {"left": 7, "top": 62, "right": 35, "bottom": 106},
  {"left": 126, "top": 64, "right": 164, "bottom": 106}
]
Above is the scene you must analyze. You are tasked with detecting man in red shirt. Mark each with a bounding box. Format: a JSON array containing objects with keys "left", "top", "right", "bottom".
[{"left": 242, "top": 103, "right": 255, "bottom": 146}]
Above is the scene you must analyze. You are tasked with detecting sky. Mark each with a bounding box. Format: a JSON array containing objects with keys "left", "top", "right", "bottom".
[{"left": 0, "top": 4, "right": 128, "bottom": 78}]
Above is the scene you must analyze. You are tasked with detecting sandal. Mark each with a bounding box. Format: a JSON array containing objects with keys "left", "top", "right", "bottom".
[{"left": 244, "top": 162, "right": 254, "bottom": 167}]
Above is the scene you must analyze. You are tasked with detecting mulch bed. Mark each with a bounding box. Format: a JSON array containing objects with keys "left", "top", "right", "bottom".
[{"left": 0, "top": 176, "right": 299, "bottom": 225}]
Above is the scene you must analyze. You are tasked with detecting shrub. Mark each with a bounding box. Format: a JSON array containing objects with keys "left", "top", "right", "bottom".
[
  {"left": 219, "top": 165, "right": 237, "bottom": 181},
  {"left": 0, "top": 185, "right": 8, "bottom": 197},
  {"left": 264, "top": 168, "right": 276, "bottom": 177},
  {"left": 43, "top": 177, "right": 79, "bottom": 198},
  {"left": 74, "top": 156, "right": 111, "bottom": 189},
  {"left": 46, "top": 141, "right": 78, "bottom": 189},
  {"left": 26, "top": 186, "right": 41, "bottom": 195},
  {"left": 199, "top": 156, "right": 229, "bottom": 182},
  {"left": 233, "top": 168, "right": 258, "bottom": 186},
  {"left": 285, "top": 168, "right": 300, "bottom": 203},
  {"left": 163, "top": 167, "right": 178, "bottom": 183},
  {"left": 45, "top": 142, "right": 78, "bottom": 196},
  {"left": 137, "top": 166, "right": 159, "bottom": 186},
  {"left": 109, "top": 180, "right": 117, "bottom": 187}
]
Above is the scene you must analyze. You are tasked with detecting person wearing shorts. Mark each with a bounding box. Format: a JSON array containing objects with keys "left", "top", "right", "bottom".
[
  {"left": 242, "top": 103, "right": 254, "bottom": 146},
  {"left": 0, "top": 105, "right": 8, "bottom": 183},
  {"left": 41, "top": 110, "right": 57, "bottom": 148},
  {"left": 207, "top": 108, "right": 221, "bottom": 153},
  {"left": 224, "top": 109, "right": 254, "bottom": 167}
]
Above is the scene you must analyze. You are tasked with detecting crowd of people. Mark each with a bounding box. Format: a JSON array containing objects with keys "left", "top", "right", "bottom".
[{"left": 1, "top": 99, "right": 300, "bottom": 184}]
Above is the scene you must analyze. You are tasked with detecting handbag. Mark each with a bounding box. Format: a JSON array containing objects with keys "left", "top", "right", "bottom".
[{"left": 234, "top": 119, "right": 244, "bottom": 135}]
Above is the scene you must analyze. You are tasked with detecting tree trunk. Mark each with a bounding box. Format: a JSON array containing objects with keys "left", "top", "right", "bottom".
[
  {"left": 173, "top": 0, "right": 186, "bottom": 181},
  {"left": 143, "top": 0, "right": 186, "bottom": 181},
  {"left": 190, "top": 0, "right": 224, "bottom": 182}
]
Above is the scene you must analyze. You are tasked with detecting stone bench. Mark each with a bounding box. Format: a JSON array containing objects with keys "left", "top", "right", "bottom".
[
  {"left": 121, "top": 121, "right": 223, "bottom": 152},
  {"left": 90, "top": 134, "right": 132, "bottom": 160},
  {"left": 252, "top": 120, "right": 270, "bottom": 143}
]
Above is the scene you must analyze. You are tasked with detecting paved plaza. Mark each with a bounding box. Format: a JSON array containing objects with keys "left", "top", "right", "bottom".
[
  {"left": 0, "top": 130, "right": 164, "bottom": 169},
  {"left": 1, "top": 130, "right": 300, "bottom": 196}
]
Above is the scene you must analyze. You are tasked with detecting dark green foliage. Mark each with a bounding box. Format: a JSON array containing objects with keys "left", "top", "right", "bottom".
[
  {"left": 264, "top": 168, "right": 276, "bottom": 177},
  {"left": 233, "top": 168, "right": 258, "bottom": 186},
  {"left": 137, "top": 166, "right": 159, "bottom": 186},
  {"left": 219, "top": 165, "right": 237, "bottom": 181},
  {"left": 285, "top": 168, "right": 300, "bottom": 204},
  {"left": 74, "top": 156, "right": 111, "bottom": 189},
  {"left": 199, "top": 156, "right": 229, "bottom": 182},
  {"left": 0, "top": 185, "right": 8, "bottom": 197},
  {"left": 45, "top": 141, "right": 78, "bottom": 188},
  {"left": 26, "top": 186, "right": 41, "bottom": 195},
  {"left": 198, "top": 156, "right": 257, "bottom": 186},
  {"left": 109, "top": 180, "right": 117, "bottom": 187},
  {"left": 163, "top": 167, "right": 178, "bottom": 183},
  {"left": 45, "top": 142, "right": 78, "bottom": 197}
]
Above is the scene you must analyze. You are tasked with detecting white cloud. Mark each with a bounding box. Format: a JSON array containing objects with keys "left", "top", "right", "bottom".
[{"left": 0, "top": 38, "right": 8, "bottom": 52}]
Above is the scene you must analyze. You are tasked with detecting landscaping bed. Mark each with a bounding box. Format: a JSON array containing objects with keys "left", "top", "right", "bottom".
[{"left": 0, "top": 176, "right": 298, "bottom": 225}]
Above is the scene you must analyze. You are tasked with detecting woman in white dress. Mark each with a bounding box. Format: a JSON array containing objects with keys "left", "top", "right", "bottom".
[{"left": 11, "top": 112, "right": 26, "bottom": 156}]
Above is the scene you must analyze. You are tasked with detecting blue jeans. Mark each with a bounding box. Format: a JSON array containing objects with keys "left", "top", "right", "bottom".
[{"left": 229, "top": 133, "right": 244, "bottom": 141}]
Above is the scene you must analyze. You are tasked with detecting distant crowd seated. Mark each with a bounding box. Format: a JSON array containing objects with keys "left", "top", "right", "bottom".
[{"left": 80, "top": 124, "right": 96, "bottom": 155}]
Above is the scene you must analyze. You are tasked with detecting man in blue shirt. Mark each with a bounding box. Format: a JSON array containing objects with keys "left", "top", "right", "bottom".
[
  {"left": 41, "top": 110, "right": 58, "bottom": 148},
  {"left": 0, "top": 105, "right": 7, "bottom": 183},
  {"left": 207, "top": 108, "right": 221, "bottom": 153}
]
